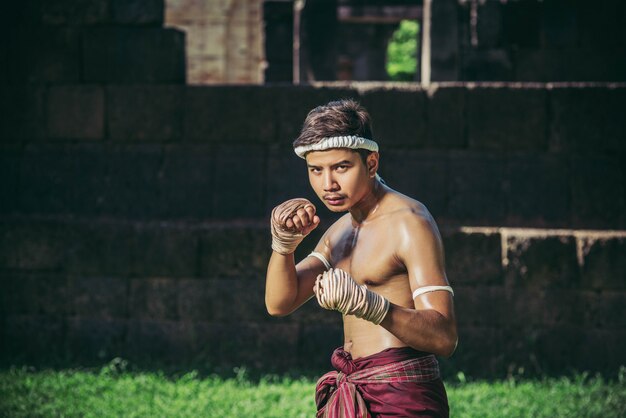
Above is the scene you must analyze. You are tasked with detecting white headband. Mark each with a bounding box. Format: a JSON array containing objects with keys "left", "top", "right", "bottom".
[{"left": 294, "top": 135, "right": 379, "bottom": 159}]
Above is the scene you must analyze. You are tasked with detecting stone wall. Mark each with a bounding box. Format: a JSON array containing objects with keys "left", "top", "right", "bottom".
[{"left": 1, "top": 0, "right": 625, "bottom": 378}]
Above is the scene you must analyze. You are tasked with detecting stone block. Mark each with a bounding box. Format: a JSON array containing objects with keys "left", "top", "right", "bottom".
[
  {"left": 461, "top": 50, "right": 513, "bottom": 82},
  {"left": 507, "top": 289, "right": 583, "bottom": 328},
  {"left": 126, "top": 319, "right": 193, "bottom": 364},
  {"left": 570, "top": 156, "right": 624, "bottom": 229},
  {"left": 111, "top": 0, "right": 164, "bottom": 25},
  {"left": 467, "top": 88, "right": 547, "bottom": 151},
  {"left": 5, "top": 26, "right": 81, "bottom": 83},
  {"left": 273, "top": 86, "right": 360, "bottom": 144},
  {"left": 443, "top": 230, "right": 503, "bottom": 285},
  {"left": 65, "top": 317, "right": 127, "bottom": 363},
  {"left": 158, "top": 144, "right": 214, "bottom": 219},
  {"left": 578, "top": 1, "right": 624, "bottom": 48},
  {"left": 542, "top": 0, "right": 578, "bottom": 48},
  {"left": 425, "top": 87, "right": 466, "bottom": 149},
  {"left": 576, "top": 330, "right": 626, "bottom": 374},
  {"left": 215, "top": 322, "right": 299, "bottom": 370},
  {"left": 211, "top": 279, "right": 269, "bottom": 323},
  {"left": 2, "top": 273, "right": 69, "bottom": 315},
  {"left": 47, "top": 86, "right": 104, "bottom": 140},
  {"left": 0, "top": 86, "right": 46, "bottom": 141},
  {"left": 212, "top": 145, "right": 266, "bottom": 218},
  {"left": 19, "top": 144, "right": 109, "bottom": 215},
  {"left": 297, "top": 322, "right": 344, "bottom": 371},
  {"left": 454, "top": 286, "right": 507, "bottom": 327},
  {"left": 199, "top": 226, "right": 270, "bottom": 278},
  {"left": 430, "top": 0, "right": 459, "bottom": 81},
  {"left": 550, "top": 88, "right": 626, "bottom": 152},
  {"left": 83, "top": 28, "right": 185, "bottom": 83},
  {"left": 0, "top": 146, "right": 21, "bottom": 214},
  {"left": 177, "top": 279, "right": 215, "bottom": 321},
  {"left": 447, "top": 152, "right": 507, "bottom": 224},
  {"left": 183, "top": 87, "right": 275, "bottom": 142},
  {"left": 0, "top": 221, "right": 69, "bottom": 271},
  {"left": 129, "top": 278, "right": 179, "bottom": 320},
  {"left": 41, "top": 0, "right": 109, "bottom": 24},
  {"left": 71, "top": 277, "right": 128, "bottom": 319},
  {"left": 359, "top": 88, "right": 427, "bottom": 146},
  {"left": 476, "top": 1, "right": 504, "bottom": 48},
  {"left": 382, "top": 150, "right": 447, "bottom": 216},
  {"left": 506, "top": 154, "right": 569, "bottom": 227},
  {"left": 504, "top": 235, "right": 580, "bottom": 289},
  {"left": 107, "top": 86, "right": 183, "bottom": 141},
  {"left": 529, "top": 325, "right": 584, "bottom": 375},
  {"left": 580, "top": 236, "right": 626, "bottom": 290},
  {"left": 2, "top": 315, "right": 65, "bottom": 364},
  {"left": 452, "top": 327, "right": 504, "bottom": 377},
  {"left": 289, "top": 297, "right": 345, "bottom": 326},
  {"left": 502, "top": 0, "right": 541, "bottom": 48},
  {"left": 66, "top": 222, "right": 198, "bottom": 277},
  {"left": 579, "top": 291, "right": 625, "bottom": 329}
]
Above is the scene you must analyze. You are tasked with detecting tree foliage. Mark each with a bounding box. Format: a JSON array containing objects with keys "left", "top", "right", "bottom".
[{"left": 386, "top": 20, "right": 420, "bottom": 81}]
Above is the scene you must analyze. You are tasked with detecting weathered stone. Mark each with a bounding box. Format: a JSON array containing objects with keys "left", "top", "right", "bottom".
[
  {"left": 19, "top": 144, "right": 108, "bottom": 215},
  {"left": 461, "top": 50, "right": 513, "bottom": 82},
  {"left": 66, "top": 221, "right": 197, "bottom": 277},
  {"left": 542, "top": 0, "right": 578, "bottom": 48},
  {"left": 467, "top": 88, "right": 547, "bottom": 151},
  {"left": 65, "top": 317, "right": 127, "bottom": 363},
  {"left": 504, "top": 235, "right": 580, "bottom": 289},
  {"left": 502, "top": 0, "right": 541, "bottom": 48},
  {"left": 41, "top": 0, "right": 109, "bottom": 24},
  {"left": 199, "top": 227, "right": 270, "bottom": 278},
  {"left": 430, "top": 0, "right": 459, "bottom": 81},
  {"left": 266, "top": 146, "right": 317, "bottom": 213},
  {"left": 272, "top": 86, "right": 360, "bottom": 143},
  {"left": 528, "top": 325, "right": 584, "bottom": 375},
  {"left": 447, "top": 152, "right": 507, "bottom": 224},
  {"left": 383, "top": 150, "right": 447, "bottom": 216},
  {"left": 297, "top": 322, "right": 344, "bottom": 371},
  {"left": 212, "top": 145, "right": 266, "bottom": 218},
  {"left": 506, "top": 153, "right": 569, "bottom": 227},
  {"left": 0, "top": 221, "right": 69, "bottom": 271},
  {"left": 570, "top": 156, "right": 624, "bottom": 229},
  {"left": 107, "top": 86, "right": 183, "bottom": 141},
  {"left": 2, "top": 273, "right": 69, "bottom": 315},
  {"left": 126, "top": 319, "right": 193, "bottom": 364},
  {"left": 177, "top": 279, "right": 215, "bottom": 321},
  {"left": 5, "top": 27, "right": 81, "bottom": 83},
  {"left": 158, "top": 144, "right": 214, "bottom": 219},
  {"left": 0, "top": 86, "right": 46, "bottom": 141},
  {"left": 443, "top": 230, "right": 503, "bottom": 285},
  {"left": 72, "top": 277, "right": 128, "bottom": 319},
  {"left": 579, "top": 290, "right": 625, "bottom": 329},
  {"left": 0, "top": 146, "right": 21, "bottom": 214},
  {"left": 211, "top": 279, "right": 269, "bottom": 323},
  {"left": 47, "top": 86, "right": 104, "bottom": 140},
  {"left": 83, "top": 28, "right": 185, "bottom": 83},
  {"left": 476, "top": 1, "right": 503, "bottom": 48},
  {"left": 111, "top": 0, "right": 164, "bottom": 25},
  {"left": 507, "top": 289, "right": 583, "bottom": 328},
  {"left": 580, "top": 236, "right": 626, "bottom": 290},
  {"left": 550, "top": 88, "right": 626, "bottom": 152},
  {"left": 426, "top": 87, "right": 466, "bottom": 149},
  {"left": 454, "top": 285, "right": 507, "bottom": 327},
  {"left": 452, "top": 327, "right": 504, "bottom": 378},
  {"left": 183, "top": 87, "right": 275, "bottom": 142},
  {"left": 359, "top": 88, "right": 427, "bottom": 146},
  {"left": 576, "top": 330, "right": 626, "bottom": 374},
  {"left": 2, "top": 315, "right": 65, "bottom": 364},
  {"left": 129, "top": 278, "right": 179, "bottom": 320}
]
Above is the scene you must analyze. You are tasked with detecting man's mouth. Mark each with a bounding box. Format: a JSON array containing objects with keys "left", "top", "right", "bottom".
[{"left": 324, "top": 195, "right": 346, "bottom": 206}]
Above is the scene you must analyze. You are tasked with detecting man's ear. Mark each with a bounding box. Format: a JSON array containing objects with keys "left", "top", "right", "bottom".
[{"left": 367, "top": 152, "right": 379, "bottom": 178}]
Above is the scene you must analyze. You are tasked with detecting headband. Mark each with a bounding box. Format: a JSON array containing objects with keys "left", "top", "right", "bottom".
[{"left": 294, "top": 135, "right": 379, "bottom": 159}]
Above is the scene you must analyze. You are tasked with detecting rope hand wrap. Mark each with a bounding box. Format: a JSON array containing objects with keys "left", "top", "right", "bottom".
[
  {"left": 315, "top": 268, "right": 390, "bottom": 325},
  {"left": 270, "top": 198, "right": 314, "bottom": 255}
]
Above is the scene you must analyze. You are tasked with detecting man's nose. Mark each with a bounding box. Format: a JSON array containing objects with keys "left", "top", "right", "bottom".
[{"left": 323, "top": 172, "right": 338, "bottom": 191}]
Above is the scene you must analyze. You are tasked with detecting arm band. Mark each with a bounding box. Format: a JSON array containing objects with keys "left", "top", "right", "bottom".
[
  {"left": 412, "top": 285, "right": 454, "bottom": 299},
  {"left": 308, "top": 252, "right": 332, "bottom": 270}
]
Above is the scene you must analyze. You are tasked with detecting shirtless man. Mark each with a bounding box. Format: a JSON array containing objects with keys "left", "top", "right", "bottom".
[{"left": 265, "top": 99, "right": 457, "bottom": 417}]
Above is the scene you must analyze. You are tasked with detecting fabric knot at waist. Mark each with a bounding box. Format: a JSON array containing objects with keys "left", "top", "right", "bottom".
[{"left": 315, "top": 347, "right": 441, "bottom": 418}]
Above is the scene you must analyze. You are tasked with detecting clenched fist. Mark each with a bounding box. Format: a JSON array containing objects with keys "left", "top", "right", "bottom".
[
  {"left": 314, "top": 268, "right": 390, "bottom": 325},
  {"left": 270, "top": 198, "right": 320, "bottom": 255}
]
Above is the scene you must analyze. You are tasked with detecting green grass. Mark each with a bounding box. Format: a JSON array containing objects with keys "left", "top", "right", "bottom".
[{"left": 1, "top": 362, "right": 624, "bottom": 417}]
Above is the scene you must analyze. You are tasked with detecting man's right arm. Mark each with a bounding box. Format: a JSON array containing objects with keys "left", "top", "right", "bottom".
[{"left": 265, "top": 199, "right": 326, "bottom": 316}]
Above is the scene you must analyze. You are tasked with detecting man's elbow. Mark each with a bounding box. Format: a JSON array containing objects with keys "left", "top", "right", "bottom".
[
  {"left": 436, "top": 331, "right": 458, "bottom": 358},
  {"left": 265, "top": 300, "right": 292, "bottom": 317}
]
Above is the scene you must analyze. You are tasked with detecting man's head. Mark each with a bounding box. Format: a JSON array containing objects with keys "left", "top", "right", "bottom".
[{"left": 293, "top": 100, "right": 380, "bottom": 212}]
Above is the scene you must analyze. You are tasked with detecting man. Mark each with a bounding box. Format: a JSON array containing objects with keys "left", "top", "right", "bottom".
[{"left": 265, "top": 99, "right": 457, "bottom": 417}]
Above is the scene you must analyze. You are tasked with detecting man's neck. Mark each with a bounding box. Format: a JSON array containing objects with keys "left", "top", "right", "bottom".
[{"left": 349, "top": 179, "right": 385, "bottom": 224}]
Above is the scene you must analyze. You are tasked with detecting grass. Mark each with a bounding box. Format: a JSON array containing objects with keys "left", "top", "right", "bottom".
[{"left": 1, "top": 361, "right": 624, "bottom": 417}]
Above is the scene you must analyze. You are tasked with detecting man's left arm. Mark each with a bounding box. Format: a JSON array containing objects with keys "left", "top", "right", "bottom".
[{"left": 379, "top": 214, "right": 458, "bottom": 357}]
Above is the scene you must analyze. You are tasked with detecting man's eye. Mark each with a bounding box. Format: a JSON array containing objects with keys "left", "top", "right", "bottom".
[
  {"left": 310, "top": 168, "right": 321, "bottom": 174},
  {"left": 336, "top": 165, "right": 348, "bottom": 172}
]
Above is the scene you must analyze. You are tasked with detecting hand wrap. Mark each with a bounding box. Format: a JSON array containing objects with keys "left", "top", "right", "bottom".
[
  {"left": 315, "top": 268, "right": 390, "bottom": 325},
  {"left": 270, "top": 198, "right": 314, "bottom": 255}
]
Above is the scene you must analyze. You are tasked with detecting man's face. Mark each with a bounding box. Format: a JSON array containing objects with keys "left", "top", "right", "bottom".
[{"left": 305, "top": 148, "right": 374, "bottom": 212}]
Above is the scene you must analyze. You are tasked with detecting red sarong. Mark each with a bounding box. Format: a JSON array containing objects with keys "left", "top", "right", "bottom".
[{"left": 315, "top": 346, "right": 449, "bottom": 418}]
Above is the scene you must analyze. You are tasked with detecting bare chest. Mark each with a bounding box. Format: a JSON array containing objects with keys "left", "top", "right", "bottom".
[{"left": 329, "top": 223, "right": 404, "bottom": 286}]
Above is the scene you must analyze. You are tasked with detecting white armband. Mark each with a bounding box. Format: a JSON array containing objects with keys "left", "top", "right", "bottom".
[{"left": 412, "top": 285, "right": 454, "bottom": 299}]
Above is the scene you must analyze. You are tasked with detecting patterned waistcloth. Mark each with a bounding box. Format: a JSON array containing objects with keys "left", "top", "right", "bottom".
[{"left": 315, "top": 346, "right": 448, "bottom": 418}]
